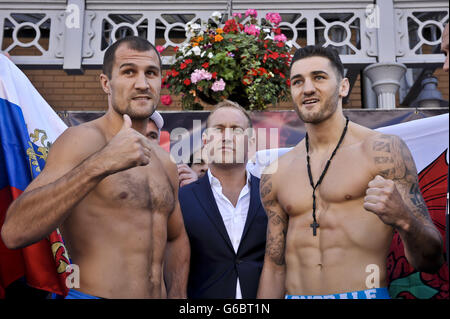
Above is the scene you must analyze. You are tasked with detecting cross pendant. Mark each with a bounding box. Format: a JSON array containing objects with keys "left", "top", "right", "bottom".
[{"left": 310, "top": 220, "right": 320, "bottom": 236}]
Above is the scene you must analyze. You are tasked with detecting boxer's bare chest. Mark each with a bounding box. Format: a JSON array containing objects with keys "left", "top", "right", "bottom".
[
  {"left": 277, "top": 144, "right": 393, "bottom": 250},
  {"left": 277, "top": 144, "right": 373, "bottom": 217},
  {"left": 92, "top": 157, "right": 175, "bottom": 214}
]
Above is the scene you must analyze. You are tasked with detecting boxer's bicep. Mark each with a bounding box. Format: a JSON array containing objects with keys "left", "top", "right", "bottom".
[
  {"left": 165, "top": 155, "right": 187, "bottom": 242},
  {"left": 369, "top": 134, "right": 432, "bottom": 225}
]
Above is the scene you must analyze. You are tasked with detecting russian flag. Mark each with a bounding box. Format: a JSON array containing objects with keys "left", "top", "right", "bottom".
[{"left": 0, "top": 54, "right": 70, "bottom": 298}]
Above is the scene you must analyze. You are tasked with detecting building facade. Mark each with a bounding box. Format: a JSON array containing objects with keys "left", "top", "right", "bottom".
[{"left": 0, "top": 0, "right": 448, "bottom": 111}]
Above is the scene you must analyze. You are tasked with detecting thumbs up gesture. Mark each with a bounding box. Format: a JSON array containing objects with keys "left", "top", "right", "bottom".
[
  {"left": 121, "top": 113, "right": 132, "bottom": 130},
  {"left": 363, "top": 175, "right": 410, "bottom": 228},
  {"left": 98, "top": 114, "right": 155, "bottom": 174}
]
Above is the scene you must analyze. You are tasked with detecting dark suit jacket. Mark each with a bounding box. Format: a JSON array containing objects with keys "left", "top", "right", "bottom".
[{"left": 179, "top": 173, "right": 268, "bottom": 299}]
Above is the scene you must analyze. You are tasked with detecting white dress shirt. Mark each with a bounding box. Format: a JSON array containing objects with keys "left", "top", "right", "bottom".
[{"left": 208, "top": 169, "right": 251, "bottom": 299}]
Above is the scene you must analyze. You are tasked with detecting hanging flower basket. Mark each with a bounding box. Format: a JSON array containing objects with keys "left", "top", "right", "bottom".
[{"left": 163, "top": 10, "right": 293, "bottom": 110}]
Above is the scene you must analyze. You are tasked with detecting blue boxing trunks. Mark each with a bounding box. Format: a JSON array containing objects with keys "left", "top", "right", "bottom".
[
  {"left": 65, "top": 289, "right": 103, "bottom": 299},
  {"left": 285, "top": 288, "right": 390, "bottom": 299}
]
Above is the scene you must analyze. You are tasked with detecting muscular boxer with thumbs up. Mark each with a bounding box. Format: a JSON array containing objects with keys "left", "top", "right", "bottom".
[{"left": 1, "top": 36, "right": 190, "bottom": 299}]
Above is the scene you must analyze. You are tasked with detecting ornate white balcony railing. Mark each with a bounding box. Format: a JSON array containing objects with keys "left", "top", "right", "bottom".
[{"left": 0, "top": 0, "right": 448, "bottom": 108}]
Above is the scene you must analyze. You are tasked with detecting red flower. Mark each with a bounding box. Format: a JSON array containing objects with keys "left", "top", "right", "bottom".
[
  {"left": 173, "top": 46, "right": 179, "bottom": 52},
  {"left": 286, "top": 79, "right": 291, "bottom": 86},
  {"left": 268, "top": 51, "right": 279, "bottom": 59},
  {"left": 211, "top": 72, "right": 217, "bottom": 79},
  {"left": 273, "top": 28, "right": 281, "bottom": 35},
  {"left": 171, "top": 69, "right": 179, "bottom": 77},
  {"left": 185, "top": 59, "right": 193, "bottom": 64},
  {"left": 202, "top": 62, "right": 209, "bottom": 69},
  {"left": 184, "top": 79, "right": 191, "bottom": 86},
  {"left": 257, "top": 67, "right": 268, "bottom": 75},
  {"left": 224, "top": 19, "right": 239, "bottom": 33},
  {"left": 279, "top": 73, "right": 285, "bottom": 79},
  {"left": 161, "top": 76, "right": 170, "bottom": 88},
  {"left": 277, "top": 42, "right": 284, "bottom": 48},
  {"left": 180, "top": 63, "right": 187, "bottom": 70},
  {"left": 160, "top": 95, "right": 172, "bottom": 106}
]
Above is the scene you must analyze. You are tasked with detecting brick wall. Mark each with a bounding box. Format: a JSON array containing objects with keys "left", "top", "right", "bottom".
[
  {"left": 434, "top": 68, "right": 449, "bottom": 101},
  {"left": 22, "top": 69, "right": 107, "bottom": 111},
  {"left": 20, "top": 68, "right": 366, "bottom": 111},
  {"left": 21, "top": 67, "right": 447, "bottom": 112}
]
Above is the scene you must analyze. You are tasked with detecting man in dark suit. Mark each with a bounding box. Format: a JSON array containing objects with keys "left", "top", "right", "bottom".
[{"left": 179, "top": 100, "right": 267, "bottom": 299}]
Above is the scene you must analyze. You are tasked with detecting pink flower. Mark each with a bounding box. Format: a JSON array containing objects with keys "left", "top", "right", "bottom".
[
  {"left": 156, "top": 45, "right": 165, "bottom": 53},
  {"left": 232, "top": 13, "right": 242, "bottom": 19},
  {"left": 244, "top": 25, "right": 260, "bottom": 36},
  {"left": 274, "top": 34, "right": 287, "bottom": 42},
  {"left": 160, "top": 95, "right": 172, "bottom": 105},
  {"left": 211, "top": 79, "right": 226, "bottom": 92},
  {"left": 245, "top": 9, "right": 257, "bottom": 18},
  {"left": 190, "top": 69, "right": 212, "bottom": 84},
  {"left": 265, "top": 13, "right": 282, "bottom": 26}
]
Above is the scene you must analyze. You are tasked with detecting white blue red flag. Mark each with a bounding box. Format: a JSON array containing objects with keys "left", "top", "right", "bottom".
[{"left": 0, "top": 54, "right": 70, "bottom": 298}]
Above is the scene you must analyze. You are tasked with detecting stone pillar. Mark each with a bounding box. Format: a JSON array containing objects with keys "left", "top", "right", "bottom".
[
  {"left": 363, "top": 0, "right": 406, "bottom": 109},
  {"left": 412, "top": 74, "right": 448, "bottom": 108},
  {"left": 63, "top": 0, "right": 85, "bottom": 74},
  {"left": 363, "top": 63, "right": 407, "bottom": 109},
  {"left": 362, "top": 75, "right": 378, "bottom": 109}
]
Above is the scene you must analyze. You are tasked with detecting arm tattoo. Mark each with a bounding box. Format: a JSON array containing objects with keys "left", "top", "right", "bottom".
[
  {"left": 266, "top": 223, "right": 287, "bottom": 265},
  {"left": 260, "top": 174, "right": 288, "bottom": 266},
  {"left": 372, "top": 134, "right": 432, "bottom": 224},
  {"left": 260, "top": 174, "right": 272, "bottom": 199}
]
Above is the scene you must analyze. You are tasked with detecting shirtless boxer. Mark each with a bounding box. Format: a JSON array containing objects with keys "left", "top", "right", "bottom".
[
  {"left": 257, "top": 45, "right": 444, "bottom": 299},
  {"left": 1, "top": 36, "right": 190, "bottom": 299}
]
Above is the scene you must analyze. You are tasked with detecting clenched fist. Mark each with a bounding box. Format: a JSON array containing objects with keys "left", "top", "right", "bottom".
[
  {"left": 363, "top": 175, "right": 410, "bottom": 229},
  {"left": 98, "top": 114, "right": 154, "bottom": 174}
]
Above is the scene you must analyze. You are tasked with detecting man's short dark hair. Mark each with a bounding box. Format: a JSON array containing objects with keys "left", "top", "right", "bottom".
[
  {"left": 206, "top": 100, "right": 253, "bottom": 130},
  {"left": 290, "top": 45, "right": 345, "bottom": 79},
  {"left": 102, "top": 36, "right": 162, "bottom": 78}
]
